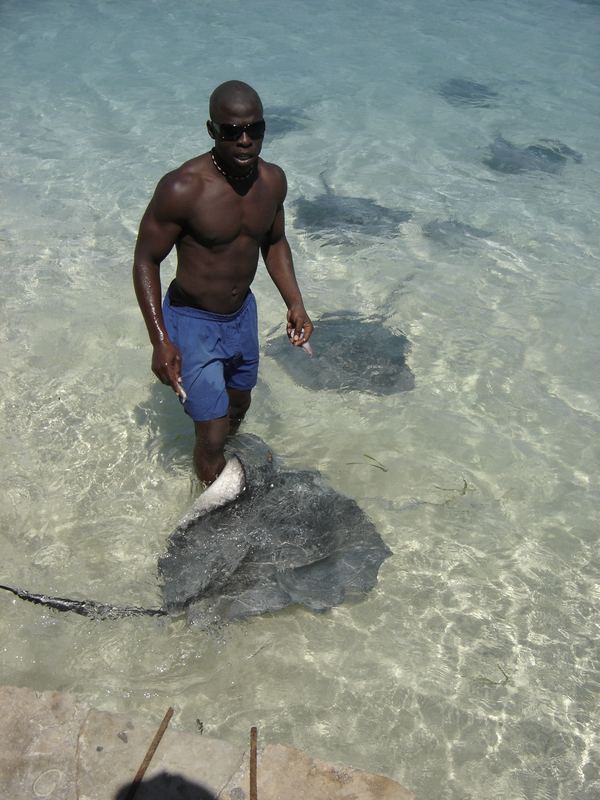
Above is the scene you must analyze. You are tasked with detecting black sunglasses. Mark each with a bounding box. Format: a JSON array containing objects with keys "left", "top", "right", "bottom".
[{"left": 210, "top": 119, "right": 266, "bottom": 142}]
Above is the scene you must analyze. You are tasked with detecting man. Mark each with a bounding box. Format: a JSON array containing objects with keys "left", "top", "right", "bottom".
[{"left": 133, "top": 81, "right": 313, "bottom": 485}]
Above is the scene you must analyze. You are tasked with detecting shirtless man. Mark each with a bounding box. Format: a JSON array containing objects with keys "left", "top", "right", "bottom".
[{"left": 133, "top": 81, "right": 313, "bottom": 485}]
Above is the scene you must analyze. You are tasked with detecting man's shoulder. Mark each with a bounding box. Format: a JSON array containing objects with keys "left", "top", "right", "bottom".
[
  {"left": 157, "top": 154, "right": 210, "bottom": 195},
  {"left": 258, "top": 159, "right": 287, "bottom": 198},
  {"left": 151, "top": 154, "right": 211, "bottom": 216},
  {"left": 259, "top": 158, "right": 286, "bottom": 181}
]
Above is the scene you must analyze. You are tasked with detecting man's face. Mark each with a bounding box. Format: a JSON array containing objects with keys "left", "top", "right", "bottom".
[{"left": 207, "top": 98, "right": 265, "bottom": 176}]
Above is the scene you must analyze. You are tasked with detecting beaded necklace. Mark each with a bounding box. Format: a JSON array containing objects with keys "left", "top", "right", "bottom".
[{"left": 211, "top": 149, "right": 256, "bottom": 182}]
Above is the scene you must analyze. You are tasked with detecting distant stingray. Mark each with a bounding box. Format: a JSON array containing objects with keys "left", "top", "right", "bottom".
[
  {"left": 292, "top": 174, "right": 412, "bottom": 244},
  {"left": 439, "top": 78, "right": 499, "bottom": 107},
  {"left": 1, "top": 436, "right": 392, "bottom": 626},
  {"left": 265, "top": 312, "right": 415, "bottom": 395},
  {"left": 264, "top": 105, "right": 311, "bottom": 138},
  {"left": 422, "top": 219, "right": 492, "bottom": 248},
  {"left": 484, "top": 136, "right": 583, "bottom": 174}
]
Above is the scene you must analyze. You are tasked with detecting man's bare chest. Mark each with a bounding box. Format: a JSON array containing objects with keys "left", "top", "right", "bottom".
[{"left": 183, "top": 184, "right": 278, "bottom": 247}]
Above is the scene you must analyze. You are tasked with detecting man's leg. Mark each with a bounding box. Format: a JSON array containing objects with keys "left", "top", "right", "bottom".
[
  {"left": 193, "top": 416, "right": 230, "bottom": 485},
  {"left": 193, "top": 389, "right": 251, "bottom": 484},
  {"left": 227, "top": 387, "right": 252, "bottom": 435}
]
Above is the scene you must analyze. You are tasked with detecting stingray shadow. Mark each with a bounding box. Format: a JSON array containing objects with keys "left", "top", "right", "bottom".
[{"left": 264, "top": 312, "right": 415, "bottom": 395}]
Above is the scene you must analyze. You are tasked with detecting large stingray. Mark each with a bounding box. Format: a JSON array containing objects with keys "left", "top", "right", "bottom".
[
  {"left": 484, "top": 136, "right": 583, "bottom": 174},
  {"left": 265, "top": 312, "right": 415, "bottom": 395},
  {"left": 292, "top": 174, "right": 412, "bottom": 244},
  {"left": 439, "top": 78, "right": 498, "bottom": 107},
  {"left": 161, "top": 435, "right": 392, "bottom": 626},
  {"left": 1, "top": 435, "right": 391, "bottom": 626}
]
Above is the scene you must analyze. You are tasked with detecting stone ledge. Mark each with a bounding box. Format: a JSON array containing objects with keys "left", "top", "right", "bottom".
[
  {"left": 220, "top": 743, "right": 415, "bottom": 800},
  {"left": 0, "top": 685, "right": 414, "bottom": 800}
]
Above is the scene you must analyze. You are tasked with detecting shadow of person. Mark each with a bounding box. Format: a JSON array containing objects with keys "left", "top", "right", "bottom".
[
  {"left": 133, "top": 374, "right": 277, "bottom": 472},
  {"left": 114, "top": 771, "right": 218, "bottom": 800},
  {"left": 133, "top": 381, "right": 192, "bottom": 470}
]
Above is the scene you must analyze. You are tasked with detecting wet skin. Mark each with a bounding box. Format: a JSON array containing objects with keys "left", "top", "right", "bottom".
[{"left": 133, "top": 89, "right": 313, "bottom": 483}]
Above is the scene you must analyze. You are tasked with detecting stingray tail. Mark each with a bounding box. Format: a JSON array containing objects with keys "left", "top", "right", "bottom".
[
  {"left": 0, "top": 583, "right": 166, "bottom": 619},
  {"left": 318, "top": 169, "right": 332, "bottom": 194}
]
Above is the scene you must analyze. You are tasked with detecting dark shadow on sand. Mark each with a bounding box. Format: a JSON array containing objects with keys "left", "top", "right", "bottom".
[
  {"left": 114, "top": 771, "right": 217, "bottom": 800},
  {"left": 133, "top": 381, "right": 193, "bottom": 469}
]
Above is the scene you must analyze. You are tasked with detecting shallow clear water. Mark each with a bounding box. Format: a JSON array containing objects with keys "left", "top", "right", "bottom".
[{"left": 1, "top": 0, "right": 599, "bottom": 797}]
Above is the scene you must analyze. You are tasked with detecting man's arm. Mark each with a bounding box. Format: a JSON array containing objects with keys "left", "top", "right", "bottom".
[
  {"left": 132, "top": 173, "right": 188, "bottom": 396},
  {"left": 261, "top": 169, "right": 313, "bottom": 345}
]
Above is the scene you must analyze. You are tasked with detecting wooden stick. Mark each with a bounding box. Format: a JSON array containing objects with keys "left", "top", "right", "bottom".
[
  {"left": 250, "top": 726, "right": 258, "bottom": 800},
  {"left": 125, "top": 706, "right": 174, "bottom": 800}
]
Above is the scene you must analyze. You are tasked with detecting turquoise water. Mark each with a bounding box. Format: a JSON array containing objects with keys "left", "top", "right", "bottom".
[{"left": 1, "top": 1, "right": 599, "bottom": 797}]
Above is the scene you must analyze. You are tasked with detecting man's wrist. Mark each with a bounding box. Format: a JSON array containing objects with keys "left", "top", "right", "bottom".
[{"left": 151, "top": 331, "right": 171, "bottom": 348}]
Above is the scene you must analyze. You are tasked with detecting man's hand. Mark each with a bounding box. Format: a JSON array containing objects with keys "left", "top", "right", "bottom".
[
  {"left": 286, "top": 304, "right": 313, "bottom": 345},
  {"left": 152, "top": 340, "right": 185, "bottom": 399}
]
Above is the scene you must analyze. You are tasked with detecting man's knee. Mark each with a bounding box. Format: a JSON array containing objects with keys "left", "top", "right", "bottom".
[{"left": 227, "top": 388, "right": 252, "bottom": 421}]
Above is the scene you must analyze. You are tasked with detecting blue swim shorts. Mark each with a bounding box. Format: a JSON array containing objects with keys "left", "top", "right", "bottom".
[{"left": 162, "top": 290, "right": 259, "bottom": 422}]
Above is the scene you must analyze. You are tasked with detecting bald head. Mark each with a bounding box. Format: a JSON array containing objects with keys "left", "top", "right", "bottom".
[{"left": 209, "top": 81, "right": 263, "bottom": 120}]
